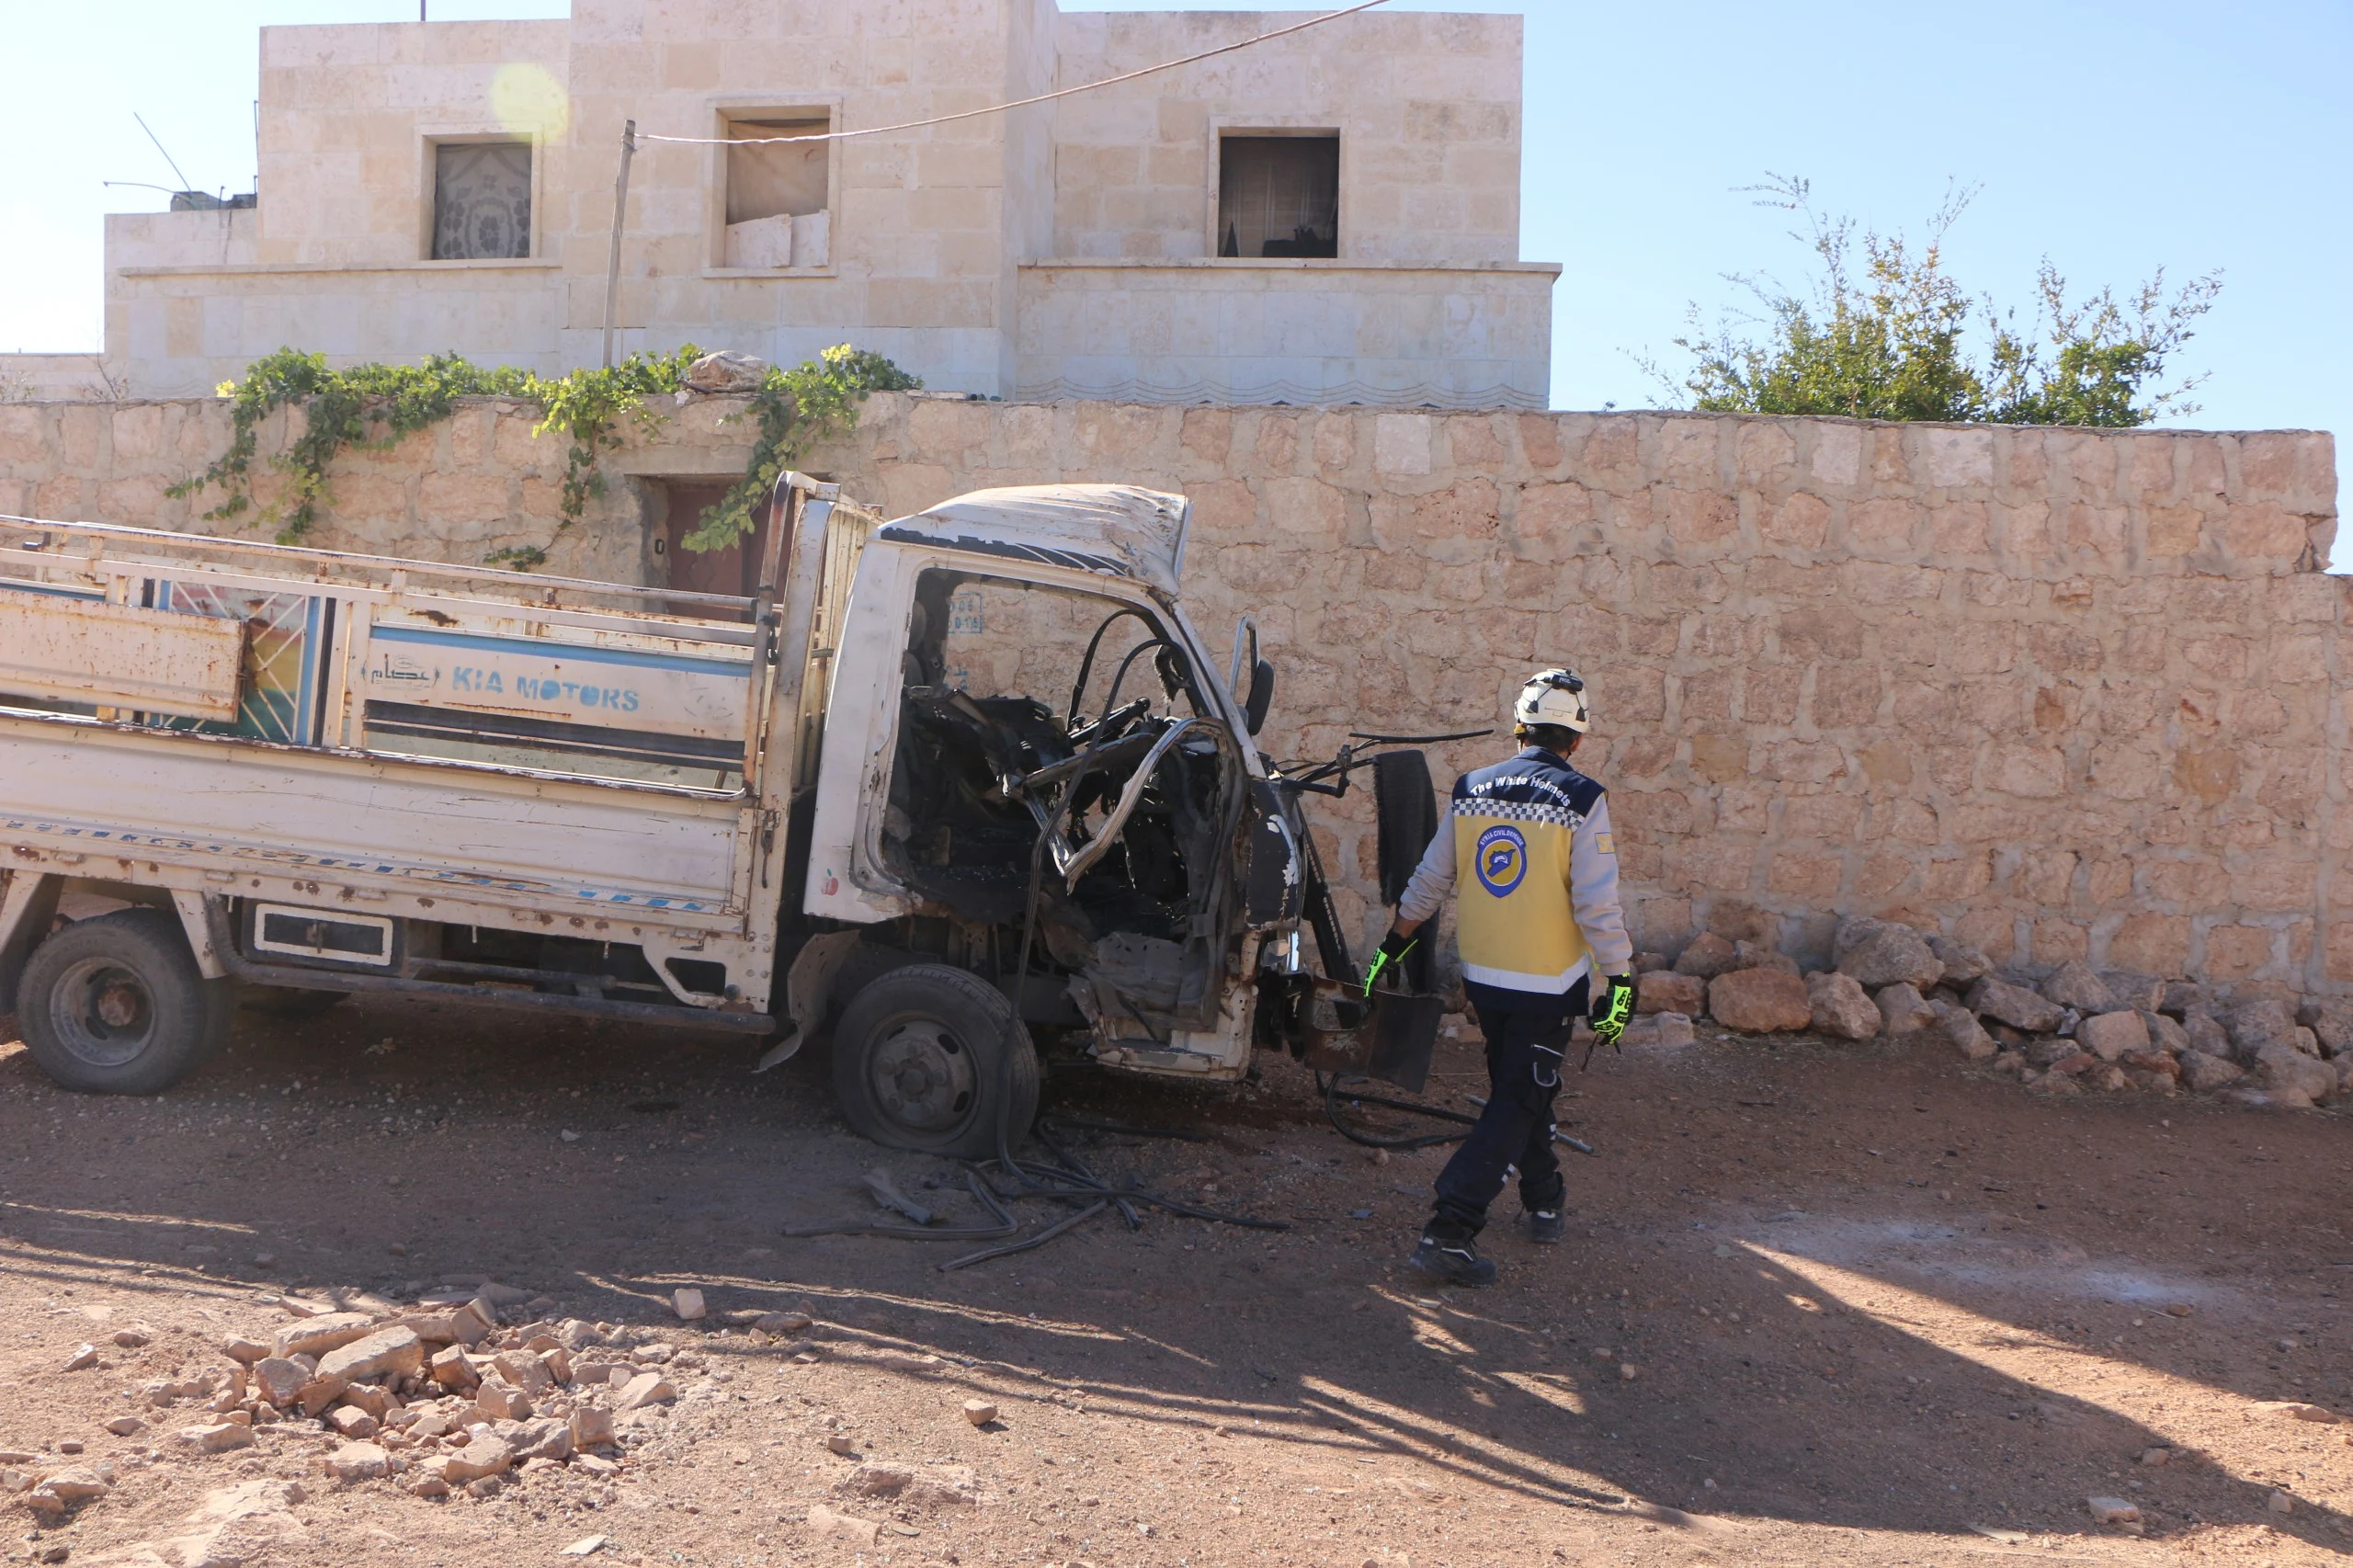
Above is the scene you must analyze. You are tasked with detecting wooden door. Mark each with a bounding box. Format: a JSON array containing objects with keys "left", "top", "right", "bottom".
[{"left": 662, "top": 482, "right": 771, "bottom": 602}]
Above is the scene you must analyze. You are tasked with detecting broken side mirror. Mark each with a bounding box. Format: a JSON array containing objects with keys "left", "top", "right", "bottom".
[{"left": 1244, "top": 658, "right": 1275, "bottom": 736}]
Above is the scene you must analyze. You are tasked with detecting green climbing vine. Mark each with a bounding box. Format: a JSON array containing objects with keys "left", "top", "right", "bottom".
[{"left": 170, "top": 342, "right": 919, "bottom": 568}]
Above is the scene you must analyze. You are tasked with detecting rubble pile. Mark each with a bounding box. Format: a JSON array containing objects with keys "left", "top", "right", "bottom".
[
  {"left": 1631, "top": 907, "right": 2353, "bottom": 1108},
  {"left": 119, "top": 1287, "right": 806, "bottom": 1503}
]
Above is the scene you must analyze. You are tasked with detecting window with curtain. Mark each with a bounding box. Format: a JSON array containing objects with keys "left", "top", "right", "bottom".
[
  {"left": 1217, "top": 135, "right": 1338, "bottom": 259},
  {"left": 430, "top": 142, "right": 532, "bottom": 261}
]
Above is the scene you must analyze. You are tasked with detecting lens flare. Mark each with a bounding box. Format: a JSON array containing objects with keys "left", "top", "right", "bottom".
[{"left": 491, "top": 62, "right": 568, "bottom": 136}]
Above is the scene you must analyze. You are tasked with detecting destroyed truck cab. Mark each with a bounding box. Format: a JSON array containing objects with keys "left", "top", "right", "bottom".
[
  {"left": 779, "top": 483, "right": 1336, "bottom": 1153},
  {"left": 0, "top": 476, "right": 1427, "bottom": 1159}
]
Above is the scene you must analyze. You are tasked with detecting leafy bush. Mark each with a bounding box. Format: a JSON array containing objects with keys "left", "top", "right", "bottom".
[
  {"left": 1653, "top": 176, "right": 2220, "bottom": 427},
  {"left": 171, "top": 344, "right": 919, "bottom": 562}
]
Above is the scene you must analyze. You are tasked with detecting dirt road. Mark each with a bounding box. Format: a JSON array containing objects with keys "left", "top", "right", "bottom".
[{"left": 0, "top": 998, "right": 2344, "bottom": 1566}]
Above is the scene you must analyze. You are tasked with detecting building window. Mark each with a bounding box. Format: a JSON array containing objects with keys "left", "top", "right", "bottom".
[
  {"left": 723, "top": 113, "right": 830, "bottom": 269},
  {"left": 430, "top": 142, "right": 532, "bottom": 260},
  {"left": 1218, "top": 135, "right": 1338, "bottom": 258}
]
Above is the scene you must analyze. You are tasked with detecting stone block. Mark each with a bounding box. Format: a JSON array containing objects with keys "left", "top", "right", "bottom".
[
  {"left": 2076, "top": 1010, "right": 2150, "bottom": 1062},
  {"left": 2224, "top": 999, "right": 2298, "bottom": 1059},
  {"left": 617, "top": 1371, "right": 678, "bottom": 1411},
  {"left": 2297, "top": 999, "right": 2353, "bottom": 1057},
  {"left": 1926, "top": 1003, "right": 1996, "bottom": 1061},
  {"left": 2256, "top": 1048, "right": 2336, "bottom": 1102},
  {"left": 429, "top": 1345, "right": 479, "bottom": 1391},
  {"left": 1708, "top": 969, "right": 1813, "bottom": 1032},
  {"left": 2097, "top": 971, "right": 2165, "bottom": 1014},
  {"left": 252, "top": 1358, "right": 306, "bottom": 1408},
  {"left": 441, "top": 1437, "right": 515, "bottom": 1485},
  {"left": 570, "top": 1404, "right": 616, "bottom": 1449},
  {"left": 476, "top": 1381, "right": 532, "bottom": 1422},
  {"left": 327, "top": 1405, "right": 379, "bottom": 1440},
  {"left": 1804, "top": 971, "right": 1879, "bottom": 1040},
  {"left": 2141, "top": 1011, "right": 2190, "bottom": 1055}
]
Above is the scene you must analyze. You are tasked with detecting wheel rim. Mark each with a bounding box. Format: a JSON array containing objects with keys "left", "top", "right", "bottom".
[
  {"left": 44, "top": 958, "right": 158, "bottom": 1069},
  {"left": 867, "top": 1016, "right": 977, "bottom": 1134}
]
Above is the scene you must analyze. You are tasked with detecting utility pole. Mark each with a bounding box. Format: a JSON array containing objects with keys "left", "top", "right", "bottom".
[{"left": 601, "top": 119, "right": 636, "bottom": 370}]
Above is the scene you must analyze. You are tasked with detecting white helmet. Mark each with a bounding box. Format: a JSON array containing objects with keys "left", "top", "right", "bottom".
[{"left": 1513, "top": 667, "right": 1590, "bottom": 733}]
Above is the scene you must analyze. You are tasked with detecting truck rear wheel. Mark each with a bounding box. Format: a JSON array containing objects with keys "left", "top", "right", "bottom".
[
  {"left": 17, "top": 909, "right": 231, "bottom": 1094},
  {"left": 831, "top": 963, "right": 1040, "bottom": 1159}
]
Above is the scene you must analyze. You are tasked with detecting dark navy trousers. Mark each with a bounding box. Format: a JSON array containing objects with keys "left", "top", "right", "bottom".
[{"left": 1429, "top": 977, "right": 1588, "bottom": 1238}]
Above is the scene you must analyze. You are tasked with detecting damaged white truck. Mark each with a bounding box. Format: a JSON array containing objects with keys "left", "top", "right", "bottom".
[{"left": 0, "top": 478, "right": 1440, "bottom": 1155}]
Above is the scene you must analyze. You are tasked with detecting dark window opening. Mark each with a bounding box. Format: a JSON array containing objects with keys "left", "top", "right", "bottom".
[
  {"left": 1218, "top": 135, "right": 1337, "bottom": 259},
  {"left": 431, "top": 142, "right": 532, "bottom": 260}
]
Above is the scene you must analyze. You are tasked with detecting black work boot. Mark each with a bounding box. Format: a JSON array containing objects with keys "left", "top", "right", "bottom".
[
  {"left": 1407, "top": 1232, "right": 1497, "bottom": 1288},
  {"left": 1526, "top": 1208, "right": 1566, "bottom": 1244}
]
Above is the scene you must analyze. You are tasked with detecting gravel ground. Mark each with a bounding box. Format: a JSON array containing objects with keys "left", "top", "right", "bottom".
[{"left": 0, "top": 996, "right": 2345, "bottom": 1567}]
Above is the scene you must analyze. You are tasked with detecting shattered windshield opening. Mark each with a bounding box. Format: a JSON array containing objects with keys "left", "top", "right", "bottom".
[{"left": 882, "top": 569, "right": 1240, "bottom": 1035}]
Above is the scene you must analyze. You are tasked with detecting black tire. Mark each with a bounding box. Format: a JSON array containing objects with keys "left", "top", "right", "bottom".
[
  {"left": 239, "top": 984, "right": 350, "bottom": 1020},
  {"left": 17, "top": 909, "right": 231, "bottom": 1094},
  {"left": 831, "top": 963, "right": 1040, "bottom": 1159}
]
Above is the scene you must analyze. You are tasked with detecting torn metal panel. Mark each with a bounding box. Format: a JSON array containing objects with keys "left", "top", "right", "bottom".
[{"left": 876, "top": 485, "right": 1190, "bottom": 596}]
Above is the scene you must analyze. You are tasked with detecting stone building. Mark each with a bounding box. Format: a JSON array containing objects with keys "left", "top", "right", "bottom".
[{"left": 49, "top": 2, "right": 1552, "bottom": 406}]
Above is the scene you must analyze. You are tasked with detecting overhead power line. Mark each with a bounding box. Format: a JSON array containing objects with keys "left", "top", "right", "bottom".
[{"left": 634, "top": 0, "right": 1394, "bottom": 147}]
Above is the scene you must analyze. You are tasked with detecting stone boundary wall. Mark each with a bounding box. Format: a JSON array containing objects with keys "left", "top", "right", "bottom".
[{"left": 0, "top": 392, "right": 2340, "bottom": 1002}]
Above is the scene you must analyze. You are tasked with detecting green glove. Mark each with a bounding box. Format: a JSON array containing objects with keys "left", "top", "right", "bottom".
[
  {"left": 1363, "top": 931, "right": 1416, "bottom": 997},
  {"left": 1590, "top": 973, "right": 1635, "bottom": 1050}
]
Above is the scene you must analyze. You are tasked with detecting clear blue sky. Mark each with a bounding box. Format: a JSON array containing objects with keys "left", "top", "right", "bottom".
[{"left": 4, "top": 1, "right": 2345, "bottom": 528}]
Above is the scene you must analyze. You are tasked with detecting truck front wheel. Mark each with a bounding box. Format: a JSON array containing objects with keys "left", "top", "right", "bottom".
[
  {"left": 831, "top": 964, "right": 1040, "bottom": 1159},
  {"left": 17, "top": 909, "right": 232, "bottom": 1094}
]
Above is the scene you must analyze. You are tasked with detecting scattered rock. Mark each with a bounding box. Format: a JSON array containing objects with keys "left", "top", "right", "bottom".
[
  {"left": 672, "top": 1287, "right": 708, "bottom": 1322},
  {"left": 439, "top": 1437, "right": 516, "bottom": 1485},
  {"left": 315, "top": 1326, "right": 425, "bottom": 1389},
  {"left": 104, "top": 1416, "right": 144, "bottom": 1437},
  {"left": 515, "top": 1418, "right": 574, "bottom": 1462},
  {"left": 1635, "top": 971, "right": 1706, "bottom": 1017},
  {"left": 1874, "top": 983, "right": 1938, "bottom": 1038},
  {"left": 1803, "top": 971, "right": 1880, "bottom": 1040},
  {"left": 2024, "top": 1034, "right": 2078, "bottom": 1068},
  {"left": 325, "top": 1442, "right": 389, "bottom": 1482},
  {"left": 112, "top": 1326, "right": 153, "bottom": 1350},
  {"left": 326, "top": 1406, "right": 378, "bottom": 1440},
  {"left": 1833, "top": 918, "right": 1943, "bottom": 990},
  {"left": 616, "top": 1372, "right": 677, "bottom": 1411},
  {"left": 272, "top": 1312, "right": 378, "bottom": 1362},
  {"left": 2139, "top": 1446, "right": 2172, "bottom": 1465},
  {"left": 1632, "top": 1012, "right": 1697, "bottom": 1050},
  {"left": 2177, "top": 1051, "right": 2244, "bottom": 1093},
  {"left": 754, "top": 1312, "right": 813, "bottom": 1335},
  {"left": 559, "top": 1538, "right": 608, "bottom": 1558},
  {"left": 2075, "top": 1010, "right": 2150, "bottom": 1062},
  {"left": 429, "top": 1346, "right": 479, "bottom": 1391},
  {"left": 570, "top": 1405, "right": 615, "bottom": 1449},
  {"left": 2038, "top": 960, "right": 2116, "bottom": 1013},
  {"left": 1674, "top": 933, "right": 1738, "bottom": 980},
  {"left": 2268, "top": 1490, "right": 2294, "bottom": 1515},
  {"left": 2086, "top": 1495, "right": 2142, "bottom": 1527},
  {"left": 61, "top": 1344, "right": 98, "bottom": 1373},
  {"left": 1927, "top": 935, "right": 1991, "bottom": 985},
  {"left": 961, "top": 1399, "right": 997, "bottom": 1426},
  {"left": 825, "top": 1434, "right": 858, "bottom": 1455},
  {"left": 222, "top": 1335, "right": 269, "bottom": 1366},
  {"left": 807, "top": 1502, "right": 880, "bottom": 1546},
  {"left": 475, "top": 1381, "right": 532, "bottom": 1422},
  {"left": 175, "top": 1422, "right": 256, "bottom": 1455},
  {"left": 1966, "top": 977, "right": 2064, "bottom": 1033}
]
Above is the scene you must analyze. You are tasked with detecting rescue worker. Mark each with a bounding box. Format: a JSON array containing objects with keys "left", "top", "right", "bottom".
[{"left": 1368, "top": 667, "right": 1635, "bottom": 1287}]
